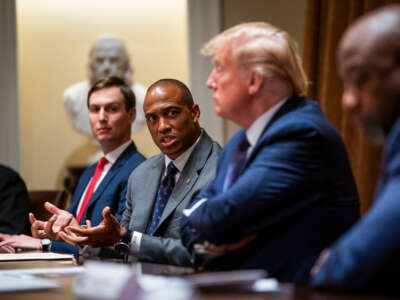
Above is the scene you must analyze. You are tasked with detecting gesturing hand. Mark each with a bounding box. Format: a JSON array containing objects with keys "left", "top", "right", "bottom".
[
  {"left": 59, "top": 207, "right": 125, "bottom": 248},
  {"left": 30, "top": 213, "right": 47, "bottom": 239},
  {"left": 44, "top": 202, "right": 79, "bottom": 239}
]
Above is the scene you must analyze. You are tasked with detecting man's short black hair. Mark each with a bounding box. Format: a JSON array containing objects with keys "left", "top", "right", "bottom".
[
  {"left": 147, "top": 78, "right": 194, "bottom": 107},
  {"left": 87, "top": 76, "right": 136, "bottom": 111}
]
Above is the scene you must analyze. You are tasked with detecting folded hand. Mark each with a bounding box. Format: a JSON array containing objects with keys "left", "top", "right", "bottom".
[{"left": 0, "top": 234, "right": 41, "bottom": 251}]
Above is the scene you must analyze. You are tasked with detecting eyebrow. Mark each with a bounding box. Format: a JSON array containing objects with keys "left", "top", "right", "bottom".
[{"left": 89, "top": 101, "right": 122, "bottom": 106}]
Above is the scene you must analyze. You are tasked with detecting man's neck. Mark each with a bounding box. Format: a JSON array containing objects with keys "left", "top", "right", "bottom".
[
  {"left": 101, "top": 137, "right": 131, "bottom": 155},
  {"left": 241, "top": 94, "right": 291, "bottom": 130}
]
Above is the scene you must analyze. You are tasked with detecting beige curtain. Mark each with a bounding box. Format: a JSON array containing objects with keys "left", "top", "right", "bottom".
[{"left": 304, "top": 0, "right": 400, "bottom": 213}]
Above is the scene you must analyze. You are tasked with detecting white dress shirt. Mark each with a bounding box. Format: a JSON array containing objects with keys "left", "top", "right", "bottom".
[{"left": 76, "top": 140, "right": 131, "bottom": 213}]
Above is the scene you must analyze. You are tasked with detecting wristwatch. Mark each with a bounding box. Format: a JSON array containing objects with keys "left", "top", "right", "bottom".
[
  {"left": 121, "top": 229, "right": 133, "bottom": 244},
  {"left": 115, "top": 230, "right": 132, "bottom": 262},
  {"left": 41, "top": 238, "right": 51, "bottom": 252}
]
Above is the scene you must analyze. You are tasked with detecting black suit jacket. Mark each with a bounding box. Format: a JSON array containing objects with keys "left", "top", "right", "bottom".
[{"left": 0, "top": 165, "right": 30, "bottom": 234}]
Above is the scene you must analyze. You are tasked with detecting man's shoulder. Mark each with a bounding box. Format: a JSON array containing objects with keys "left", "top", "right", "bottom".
[
  {"left": 272, "top": 97, "right": 323, "bottom": 126},
  {"left": 196, "top": 130, "right": 221, "bottom": 153},
  {"left": 122, "top": 143, "right": 146, "bottom": 164},
  {"left": 264, "top": 97, "right": 340, "bottom": 140},
  {"left": 190, "top": 130, "right": 221, "bottom": 165},
  {"left": 110, "top": 143, "right": 146, "bottom": 179},
  {"left": 0, "top": 165, "right": 23, "bottom": 188},
  {"left": 129, "top": 152, "right": 163, "bottom": 177},
  {"left": 0, "top": 165, "right": 17, "bottom": 178}
]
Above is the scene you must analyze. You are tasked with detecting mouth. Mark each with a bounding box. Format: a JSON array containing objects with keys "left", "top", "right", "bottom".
[
  {"left": 159, "top": 135, "right": 177, "bottom": 147},
  {"left": 97, "top": 127, "right": 111, "bottom": 134}
]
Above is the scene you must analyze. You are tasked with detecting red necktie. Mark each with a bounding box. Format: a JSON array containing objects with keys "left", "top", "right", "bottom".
[{"left": 76, "top": 157, "right": 108, "bottom": 223}]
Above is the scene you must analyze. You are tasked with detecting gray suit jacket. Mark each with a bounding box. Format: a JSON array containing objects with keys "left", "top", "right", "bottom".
[{"left": 121, "top": 130, "right": 220, "bottom": 266}]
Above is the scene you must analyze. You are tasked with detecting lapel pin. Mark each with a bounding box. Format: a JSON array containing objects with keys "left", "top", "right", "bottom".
[{"left": 186, "top": 178, "right": 191, "bottom": 184}]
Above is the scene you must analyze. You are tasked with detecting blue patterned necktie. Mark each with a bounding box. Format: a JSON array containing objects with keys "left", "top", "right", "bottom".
[
  {"left": 149, "top": 162, "right": 178, "bottom": 234},
  {"left": 223, "top": 132, "right": 250, "bottom": 191}
]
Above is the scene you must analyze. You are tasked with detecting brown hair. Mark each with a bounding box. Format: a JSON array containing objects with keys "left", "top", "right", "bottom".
[{"left": 87, "top": 76, "right": 136, "bottom": 111}]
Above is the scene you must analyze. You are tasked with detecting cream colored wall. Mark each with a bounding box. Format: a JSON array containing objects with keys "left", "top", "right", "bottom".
[
  {"left": 221, "top": 0, "right": 308, "bottom": 140},
  {"left": 17, "top": 0, "right": 188, "bottom": 189}
]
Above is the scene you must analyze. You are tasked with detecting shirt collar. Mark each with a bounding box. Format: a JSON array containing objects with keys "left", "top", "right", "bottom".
[
  {"left": 164, "top": 130, "right": 202, "bottom": 173},
  {"left": 246, "top": 98, "right": 287, "bottom": 148},
  {"left": 103, "top": 140, "right": 131, "bottom": 165}
]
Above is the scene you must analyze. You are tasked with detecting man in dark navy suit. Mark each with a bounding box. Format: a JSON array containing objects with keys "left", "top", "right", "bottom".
[
  {"left": 311, "top": 5, "right": 400, "bottom": 294},
  {"left": 180, "top": 22, "right": 360, "bottom": 283},
  {"left": 0, "top": 76, "right": 145, "bottom": 255}
]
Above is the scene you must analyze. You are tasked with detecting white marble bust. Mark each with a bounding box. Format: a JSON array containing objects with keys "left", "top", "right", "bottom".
[{"left": 63, "top": 34, "right": 146, "bottom": 137}]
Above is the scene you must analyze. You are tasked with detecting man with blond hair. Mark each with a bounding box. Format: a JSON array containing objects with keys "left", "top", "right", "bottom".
[{"left": 181, "top": 22, "right": 360, "bottom": 283}]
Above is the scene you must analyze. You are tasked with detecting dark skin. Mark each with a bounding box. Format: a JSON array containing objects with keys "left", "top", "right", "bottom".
[
  {"left": 59, "top": 82, "right": 203, "bottom": 247},
  {"left": 143, "top": 83, "right": 202, "bottom": 160}
]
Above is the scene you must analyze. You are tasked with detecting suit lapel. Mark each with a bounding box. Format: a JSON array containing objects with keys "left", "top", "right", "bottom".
[
  {"left": 155, "top": 132, "right": 213, "bottom": 231},
  {"left": 133, "top": 155, "right": 164, "bottom": 232},
  {"left": 84, "top": 143, "right": 135, "bottom": 217},
  {"left": 245, "top": 96, "right": 302, "bottom": 167}
]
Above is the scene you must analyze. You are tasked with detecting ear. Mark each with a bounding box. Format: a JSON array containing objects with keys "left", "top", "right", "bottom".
[
  {"left": 128, "top": 107, "right": 136, "bottom": 124},
  {"left": 248, "top": 71, "right": 264, "bottom": 96},
  {"left": 190, "top": 104, "right": 200, "bottom": 123}
]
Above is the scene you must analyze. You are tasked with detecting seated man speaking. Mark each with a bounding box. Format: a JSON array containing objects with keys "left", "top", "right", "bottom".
[
  {"left": 59, "top": 79, "right": 220, "bottom": 266},
  {"left": 0, "top": 76, "right": 145, "bottom": 255}
]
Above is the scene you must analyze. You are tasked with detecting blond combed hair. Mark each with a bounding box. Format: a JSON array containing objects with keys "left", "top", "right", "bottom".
[{"left": 202, "top": 22, "right": 308, "bottom": 96}]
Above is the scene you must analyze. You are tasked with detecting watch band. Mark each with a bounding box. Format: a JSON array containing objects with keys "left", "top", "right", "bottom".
[
  {"left": 121, "top": 229, "right": 133, "bottom": 245},
  {"left": 41, "top": 238, "right": 51, "bottom": 252}
]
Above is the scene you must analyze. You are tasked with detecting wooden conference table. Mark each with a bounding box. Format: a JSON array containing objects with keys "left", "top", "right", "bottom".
[{"left": 0, "top": 259, "right": 397, "bottom": 300}]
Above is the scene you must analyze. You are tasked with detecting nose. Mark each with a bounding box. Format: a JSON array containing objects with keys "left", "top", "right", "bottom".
[
  {"left": 99, "top": 108, "right": 108, "bottom": 122},
  {"left": 206, "top": 70, "right": 216, "bottom": 90},
  {"left": 342, "top": 86, "right": 360, "bottom": 113},
  {"left": 158, "top": 117, "right": 171, "bottom": 133}
]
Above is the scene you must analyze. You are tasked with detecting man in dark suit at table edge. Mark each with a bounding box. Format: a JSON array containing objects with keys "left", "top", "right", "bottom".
[
  {"left": 311, "top": 5, "right": 400, "bottom": 294},
  {"left": 0, "top": 165, "right": 30, "bottom": 236},
  {"left": 180, "top": 22, "right": 360, "bottom": 283}
]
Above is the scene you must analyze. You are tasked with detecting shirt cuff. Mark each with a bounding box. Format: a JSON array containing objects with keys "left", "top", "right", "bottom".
[
  {"left": 129, "top": 231, "right": 142, "bottom": 255},
  {"left": 183, "top": 198, "right": 207, "bottom": 217}
]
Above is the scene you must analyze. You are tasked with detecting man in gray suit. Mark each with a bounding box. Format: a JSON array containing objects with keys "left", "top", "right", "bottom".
[{"left": 60, "top": 79, "right": 220, "bottom": 266}]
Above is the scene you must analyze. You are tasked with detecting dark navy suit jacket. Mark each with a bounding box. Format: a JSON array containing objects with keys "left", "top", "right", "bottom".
[
  {"left": 181, "top": 97, "right": 360, "bottom": 283},
  {"left": 51, "top": 142, "right": 145, "bottom": 255},
  {"left": 312, "top": 117, "right": 400, "bottom": 294}
]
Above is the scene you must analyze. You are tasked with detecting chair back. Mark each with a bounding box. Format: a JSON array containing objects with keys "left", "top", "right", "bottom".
[{"left": 29, "top": 190, "right": 69, "bottom": 221}]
